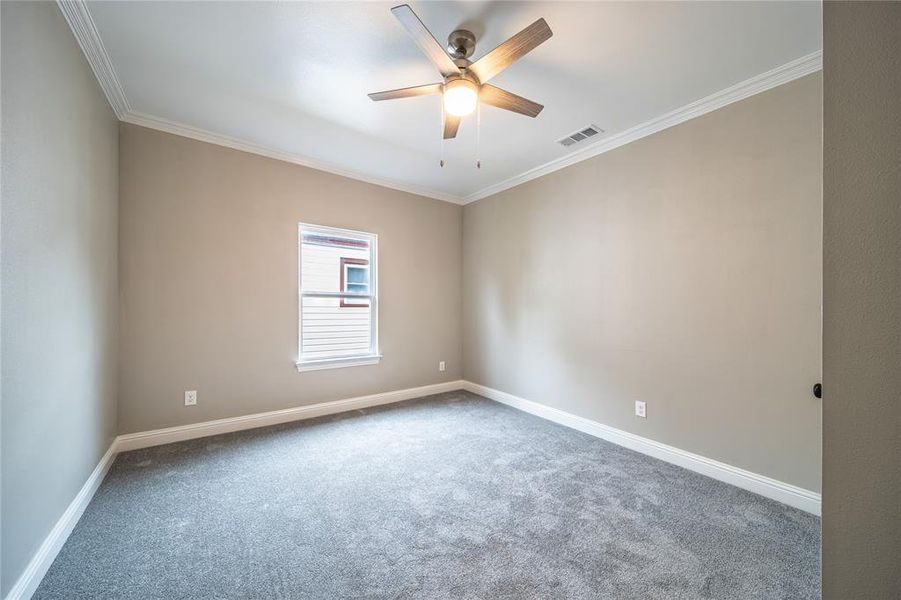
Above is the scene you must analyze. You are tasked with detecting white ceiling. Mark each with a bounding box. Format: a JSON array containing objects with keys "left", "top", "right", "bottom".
[{"left": 83, "top": 1, "right": 822, "bottom": 202}]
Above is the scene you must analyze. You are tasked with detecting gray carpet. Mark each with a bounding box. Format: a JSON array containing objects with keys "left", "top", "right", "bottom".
[{"left": 34, "top": 390, "right": 820, "bottom": 599}]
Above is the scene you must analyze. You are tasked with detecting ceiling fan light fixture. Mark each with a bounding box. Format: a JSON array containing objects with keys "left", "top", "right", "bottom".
[{"left": 443, "top": 78, "right": 479, "bottom": 117}]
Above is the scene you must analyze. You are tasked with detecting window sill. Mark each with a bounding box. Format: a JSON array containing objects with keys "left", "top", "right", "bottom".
[{"left": 296, "top": 354, "right": 382, "bottom": 372}]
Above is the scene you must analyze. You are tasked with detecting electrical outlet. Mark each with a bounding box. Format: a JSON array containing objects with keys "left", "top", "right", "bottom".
[
  {"left": 635, "top": 401, "right": 646, "bottom": 418},
  {"left": 185, "top": 390, "right": 197, "bottom": 406},
  {"left": 439, "top": 361, "right": 446, "bottom": 372}
]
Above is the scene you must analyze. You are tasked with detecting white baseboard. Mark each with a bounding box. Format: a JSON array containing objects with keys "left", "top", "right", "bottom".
[
  {"left": 4, "top": 442, "right": 118, "bottom": 600},
  {"left": 462, "top": 381, "right": 822, "bottom": 515},
  {"left": 5, "top": 380, "right": 465, "bottom": 600},
  {"left": 115, "top": 380, "right": 466, "bottom": 452},
  {"left": 7, "top": 378, "right": 819, "bottom": 600}
]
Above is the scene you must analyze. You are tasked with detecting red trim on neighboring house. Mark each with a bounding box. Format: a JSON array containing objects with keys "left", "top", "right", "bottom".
[
  {"left": 303, "top": 234, "right": 369, "bottom": 249},
  {"left": 339, "top": 258, "right": 369, "bottom": 307}
]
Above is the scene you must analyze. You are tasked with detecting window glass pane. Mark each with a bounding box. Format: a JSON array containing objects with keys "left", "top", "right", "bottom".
[
  {"left": 301, "top": 233, "right": 370, "bottom": 293},
  {"left": 301, "top": 295, "right": 371, "bottom": 361},
  {"left": 346, "top": 266, "right": 368, "bottom": 285}
]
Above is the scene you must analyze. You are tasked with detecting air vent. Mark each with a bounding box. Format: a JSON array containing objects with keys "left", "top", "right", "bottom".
[{"left": 558, "top": 125, "right": 604, "bottom": 147}]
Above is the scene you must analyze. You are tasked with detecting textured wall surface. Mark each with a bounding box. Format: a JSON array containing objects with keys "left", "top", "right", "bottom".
[
  {"left": 822, "top": 2, "right": 901, "bottom": 597},
  {"left": 463, "top": 74, "right": 823, "bottom": 492},
  {"left": 117, "top": 124, "right": 462, "bottom": 433},
  {"left": 1, "top": 2, "right": 119, "bottom": 594}
]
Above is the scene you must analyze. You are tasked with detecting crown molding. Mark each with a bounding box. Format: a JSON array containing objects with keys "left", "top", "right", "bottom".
[
  {"left": 461, "top": 50, "right": 823, "bottom": 204},
  {"left": 57, "top": 0, "right": 820, "bottom": 208},
  {"left": 56, "top": 0, "right": 461, "bottom": 204},
  {"left": 121, "top": 111, "right": 465, "bottom": 204},
  {"left": 57, "top": 0, "right": 130, "bottom": 118},
  {"left": 124, "top": 51, "right": 819, "bottom": 207}
]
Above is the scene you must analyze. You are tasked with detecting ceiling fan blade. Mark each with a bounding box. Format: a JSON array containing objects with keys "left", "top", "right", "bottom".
[
  {"left": 479, "top": 84, "right": 543, "bottom": 117},
  {"left": 368, "top": 83, "right": 443, "bottom": 101},
  {"left": 391, "top": 4, "right": 460, "bottom": 78},
  {"left": 443, "top": 113, "right": 461, "bottom": 139},
  {"left": 469, "top": 18, "right": 552, "bottom": 83}
]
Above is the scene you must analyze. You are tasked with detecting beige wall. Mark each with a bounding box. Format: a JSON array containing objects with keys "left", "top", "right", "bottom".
[
  {"left": 822, "top": 2, "right": 901, "bottom": 597},
  {"left": 1, "top": 2, "right": 119, "bottom": 594},
  {"left": 463, "top": 74, "right": 823, "bottom": 492},
  {"left": 118, "top": 124, "right": 462, "bottom": 433}
]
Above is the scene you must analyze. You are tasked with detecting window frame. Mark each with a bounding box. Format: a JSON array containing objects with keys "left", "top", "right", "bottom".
[{"left": 297, "top": 223, "right": 380, "bottom": 372}]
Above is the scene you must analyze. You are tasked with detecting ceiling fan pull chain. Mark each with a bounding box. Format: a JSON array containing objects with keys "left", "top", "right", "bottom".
[
  {"left": 476, "top": 100, "right": 482, "bottom": 169},
  {"left": 440, "top": 94, "right": 446, "bottom": 167}
]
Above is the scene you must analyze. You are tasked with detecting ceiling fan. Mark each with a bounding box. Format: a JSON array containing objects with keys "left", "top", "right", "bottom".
[{"left": 368, "top": 4, "right": 553, "bottom": 141}]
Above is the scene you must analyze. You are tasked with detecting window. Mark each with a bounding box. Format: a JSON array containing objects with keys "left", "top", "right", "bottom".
[
  {"left": 339, "top": 258, "right": 369, "bottom": 307},
  {"left": 297, "top": 223, "right": 379, "bottom": 371}
]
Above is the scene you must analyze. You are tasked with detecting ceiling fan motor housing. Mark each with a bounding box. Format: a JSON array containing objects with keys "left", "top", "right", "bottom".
[{"left": 445, "top": 71, "right": 480, "bottom": 87}]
